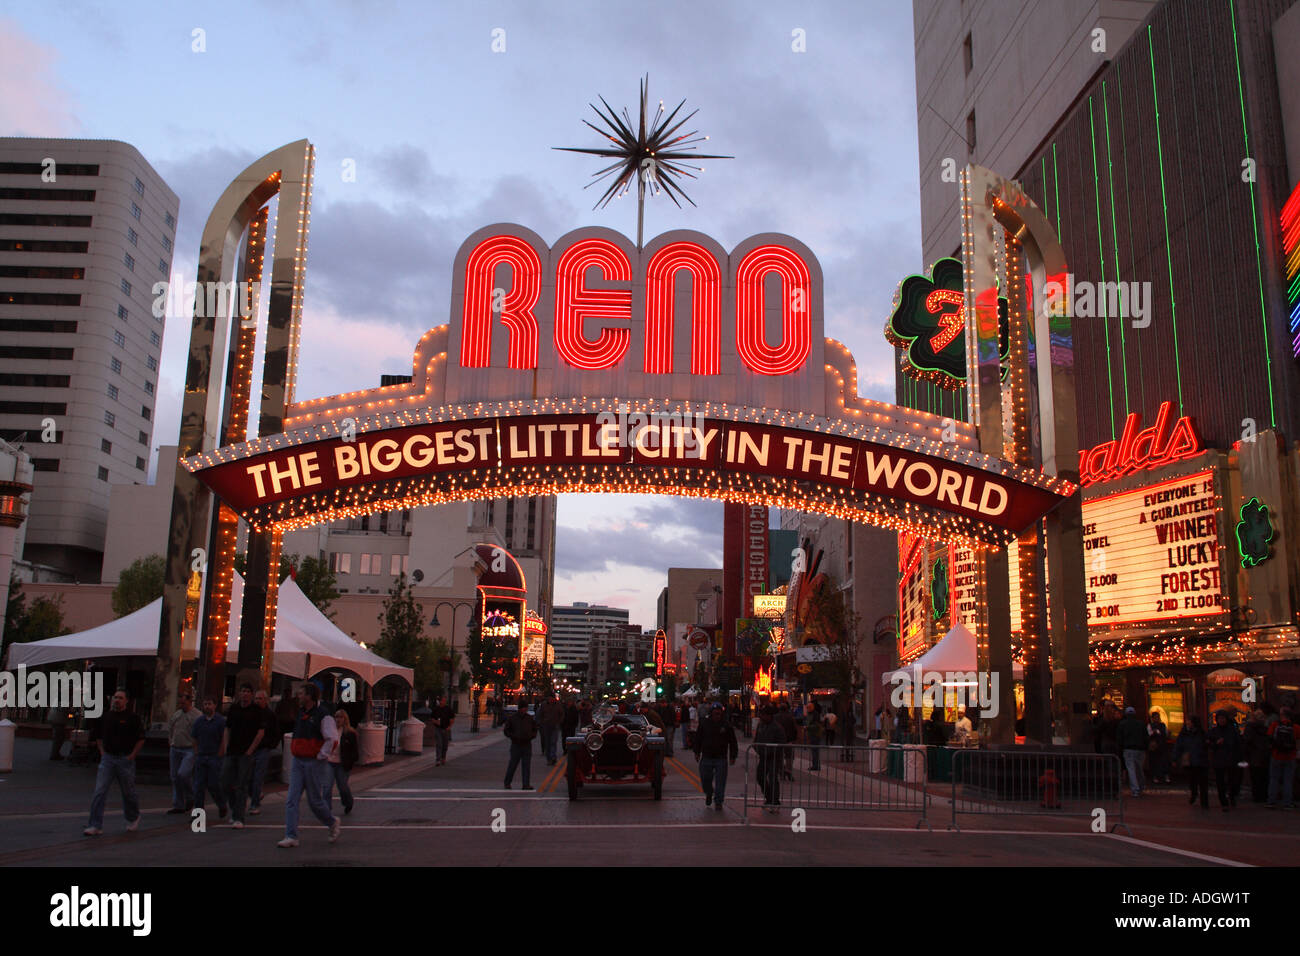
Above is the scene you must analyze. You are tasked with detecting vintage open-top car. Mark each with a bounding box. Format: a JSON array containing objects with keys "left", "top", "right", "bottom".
[{"left": 565, "top": 706, "right": 666, "bottom": 800}]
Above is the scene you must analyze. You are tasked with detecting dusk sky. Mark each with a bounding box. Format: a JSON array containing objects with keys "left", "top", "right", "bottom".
[{"left": 1, "top": 1, "right": 924, "bottom": 628}]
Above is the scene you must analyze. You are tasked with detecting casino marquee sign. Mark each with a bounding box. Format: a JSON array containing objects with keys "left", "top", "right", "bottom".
[{"left": 184, "top": 224, "right": 1074, "bottom": 546}]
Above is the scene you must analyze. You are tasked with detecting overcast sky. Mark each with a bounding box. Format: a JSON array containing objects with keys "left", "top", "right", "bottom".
[{"left": 2, "top": 1, "right": 923, "bottom": 629}]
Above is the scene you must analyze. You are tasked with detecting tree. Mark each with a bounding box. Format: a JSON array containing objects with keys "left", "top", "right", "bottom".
[
  {"left": 521, "top": 660, "right": 553, "bottom": 696},
  {"left": 112, "top": 553, "right": 165, "bottom": 618},
  {"left": 233, "top": 551, "right": 339, "bottom": 618},
  {"left": 3, "top": 577, "right": 71, "bottom": 659},
  {"left": 374, "top": 573, "right": 438, "bottom": 697}
]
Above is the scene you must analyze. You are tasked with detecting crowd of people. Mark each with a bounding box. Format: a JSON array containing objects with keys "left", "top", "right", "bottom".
[
  {"left": 84, "top": 680, "right": 359, "bottom": 847},
  {"left": 1092, "top": 699, "right": 1297, "bottom": 810}
]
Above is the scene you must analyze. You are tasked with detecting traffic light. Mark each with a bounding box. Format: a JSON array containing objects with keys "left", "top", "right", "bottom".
[{"left": 623, "top": 665, "right": 631, "bottom": 673}]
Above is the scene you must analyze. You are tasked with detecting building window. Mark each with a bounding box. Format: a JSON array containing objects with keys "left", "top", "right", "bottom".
[
  {"left": 101, "top": 438, "right": 112, "bottom": 453},
  {"left": 126, "top": 227, "right": 138, "bottom": 246},
  {"left": 372, "top": 553, "right": 383, "bottom": 573},
  {"left": 339, "top": 553, "right": 352, "bottom": 574},
  {"left": 966, "top": 109, "right": 976, "bottom": 155},
  {"left": 138, "top": 430, "right": 148, "bottom": 445},
  {"left": 158, "top": 259, "right": 167, "bottom": 275},
  {"left": 117, "top": 304, "right": 128, "bottom": 320},
  {"left": 120, "top": 278, "right": 131, "bottom": 296},
  {"left": 130, "top": 202, "right": 141, "bottom": 220},
  {"left": 135, "top": 456, "right": 145, "bottom": 471},
  {"left": 164, "top": 211, "right": 175, "bottom": 230},
  {"left": 113, "top": 330, "right": 126, "bottom": 347},
  {"left": 161, "top": 235, "right": 172, "bottom": 253},
  {"left": 110, "top": 356, "right": 121, "bottom": 374},
  {"left": 963, "top": 33, "right": 973, "bottom": 75},
  {"left": 359, "top": 553, "right": 371, "bottom": 575},
  {"left": 133, "top": 177, "right": 144, "bottom": 197},
  {"left": 149, "top": 330, "right": 160, "bottom": 347},
  {"left": 146, "top": 355, "right": 157, "bottom": 371},
  {"left": 107, "top": 384, "right": 118, "bottom": 400},
  {"left": 97, "top": 466, "right": 108, "bottom": 481},
  {"left": 141, "top": 405, "right": 151, "bottom": 421},
  {"left": 104, "top": 411, "right": 115, "bottom": 427},
  {"left": 123, "top": 253, "right": 134, "bottom": 271},
  {"left": 32, "top": 458, "right": 59, "bottom": 472},
  {"left": 144, "top": 380, "right": 154, "bottom": 395},
  {"left": 390, "top": 554, "right": 402, "bottom": 576}
]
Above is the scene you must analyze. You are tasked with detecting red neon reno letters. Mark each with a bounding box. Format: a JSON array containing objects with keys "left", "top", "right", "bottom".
[
  {"left": 1078, "top": 401, "right": 1203, "bottom": 485},
  {"left": 458, "top": 231, "right": 813, "bottom": 376}
]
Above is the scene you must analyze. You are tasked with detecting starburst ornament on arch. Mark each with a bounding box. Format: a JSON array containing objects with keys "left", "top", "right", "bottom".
[{"left": 554, "top": 74, "right": 733, "bottom": 248}]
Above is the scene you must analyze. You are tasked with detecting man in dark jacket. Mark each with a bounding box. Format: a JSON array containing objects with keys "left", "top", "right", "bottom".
[
  {"left": 84, "top": 690, "right": 145, "bottom": 836},
  {"left": 538, "top": 695, "right": 564, "bottom": 766},
  {"left": 1117, "top": 706, "right": 1148, "bottom": 796},
  {"left": 561, "top": 700, "right": 580, "bottom": 741},
  {"left": 754, "top": 705, "right": 787, "bottom": 811},
  {"left": 503, "top": 704, "right": 538, "bottom": 789},
  {"left": 1174, "top": 715, "right": 1210, "bottom": 808},
  {"left": 693, "top": 703, "right": 738, "bottom": 811},
  {"left": 1207, "top": 710, "right": 1244, "bottom": 810}
]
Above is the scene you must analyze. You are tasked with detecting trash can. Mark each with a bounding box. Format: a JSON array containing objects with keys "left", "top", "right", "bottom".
[
  {"left": 399, "top": 717, "right": 425, "bottom": 755},
  {"left": 868, "top": 738, "right": 887, "bottom": 773},
  {"left": 0, "top": 718, "right": 14, "bottom": 773},
  {"left": 357, "top": 722, "right": 386, "bottom": 766},
  {"left": 901, "top": 744, "right": 927, "bottom": 783}
]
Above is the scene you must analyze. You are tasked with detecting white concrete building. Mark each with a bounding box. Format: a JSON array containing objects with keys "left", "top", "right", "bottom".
[{"left": 0, "top": 139, "right": 179, "bottom": 581}]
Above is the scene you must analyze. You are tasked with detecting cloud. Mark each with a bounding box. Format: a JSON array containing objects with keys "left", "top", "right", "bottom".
[
  {"left": 554, "top": 495, "right": 722, "bottom": 576},
  {"left": 0, "top": 19, "right": 80, "bottom": 134}
]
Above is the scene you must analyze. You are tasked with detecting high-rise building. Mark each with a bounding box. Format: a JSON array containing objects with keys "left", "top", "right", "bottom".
[
  {"left": 587, "top": 624, "right": 649, "bottom": 693},
  {"left": 550, "top": 602, "right": 630, "bottom": 672},
  {"left": 0, "top": 139, "right": 179, "bottom": 581}
]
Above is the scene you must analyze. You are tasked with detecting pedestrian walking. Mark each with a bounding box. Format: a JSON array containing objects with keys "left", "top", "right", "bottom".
[
  {"left": 1147, "top": 711, "right": 1171, "bottom": 784},
  {"left": 1267, "top": 706, "right": 1297, "bottom": 809},
  {"left": 539, "top": 694, "right": 564, "bottom": 765},
  {"left": 166, "top": 689, "right": 199, "bottom": 814},
  {"left": 687, "top": 700, "right": 699, "bottom": 749},
  {"left": 1207, "top": 710, "right": 1243, "bottom": 811},
  {"left": 754, "top": 704, "right": 786, "bottom": 811},
  {"left": 1117, "top": 706, "right": 1148, "bottom": 796},
  {"left": 430, "top": 694, "right": 455, "bottom": 766},
  {"left": 804, "top": 701, "right": 823, "bottom": 771},
  {"left": 277, "top": 682, "right": 341, "bottom": 848},
  {"left": 192, "top": 696, "right": 228, "bottom": 819},
  {"left": 324, "top": 710, "right": 357, "bottom": 815},
  {"left": 83, "top": 689, "right": 144, "bottom": 836},
  {"left": 1174, "top": 715, "right": 1210, "bottom": 809},
  {"left": 248, "top": 689, "right": 279, "bottom": 815},
  {"left": 693, "top": 703, "right": 738, "bottom": 811},
  {"left": 221, "top": 682, "right": 266, "bottom": 829},
  {"left": 1243, "top": 709, "right": 1272, "bottom": 803},
  {"left": 562, "top": 699, "right": 580, "bottom": 741},
  {"left": 503, "top": 702, "right": 538, "bottom": 789},
  {"left": 657, "top": 700, "right": 676, "bottom": 756}
]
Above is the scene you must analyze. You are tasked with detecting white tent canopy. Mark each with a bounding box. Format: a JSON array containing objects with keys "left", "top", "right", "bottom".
[
  {"left": 882, "top": 622, "right": 1024, "bottom": 684},
  {"left": 5, "top": 573, "right": 413, "bottom": 688}
]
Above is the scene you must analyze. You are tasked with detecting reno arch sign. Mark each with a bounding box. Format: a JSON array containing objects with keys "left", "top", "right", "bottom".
[{"left": 182, "top": 223, "right": 1075, "bottom": 548}]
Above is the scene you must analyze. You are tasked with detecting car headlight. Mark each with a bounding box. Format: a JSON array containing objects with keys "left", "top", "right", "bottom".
[
  {"left": 585, "top": 732, "right": 604, "bottom": 752},
  {"left": 626, "top": 732, "right": 645, "bottom": 752}
]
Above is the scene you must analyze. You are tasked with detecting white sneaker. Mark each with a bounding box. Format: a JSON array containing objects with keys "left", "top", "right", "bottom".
[
  {"left": 231, "top": 820, "right": 244, "bottom": 829},
  {"left": 83, "top": 827, "right": 102, "bottom": 837},
  {"left": 126, "top": 817, "right": 139, "bottom": 832},
  {"left": 328, "top": 818, "right": 341, "bottom": 843},
  {"left": 276, "top": 837, "right": 299, "bottom": 848}
]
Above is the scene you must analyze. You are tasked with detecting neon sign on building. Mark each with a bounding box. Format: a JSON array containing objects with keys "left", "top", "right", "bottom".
[
  {"left": 1077, "top": 401, "right": 1203, "bottom": 486},
  {"left": 1282, "top": 181, "right": 1300, "bottom": 359}
]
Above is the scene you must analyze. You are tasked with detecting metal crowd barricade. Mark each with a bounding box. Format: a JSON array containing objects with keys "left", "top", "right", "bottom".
[
  {"left": 742, "top": 743, "right": 930, "bottom": 829},
  {"left": 949, "top": 749, "right": 1129, "bottom": 833}
]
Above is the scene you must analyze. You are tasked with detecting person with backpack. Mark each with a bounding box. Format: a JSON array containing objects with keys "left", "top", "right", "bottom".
[
  {"left": 1174, "top": 715, "right": 1209, "bottom": 809},
  {"left": 1267, "top": 706, "right": 1297, "bottom": 809}
]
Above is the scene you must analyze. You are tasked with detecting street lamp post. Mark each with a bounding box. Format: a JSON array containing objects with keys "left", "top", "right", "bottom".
[{"left": 430, "top": 600, "right": 474, "bottom": 731}]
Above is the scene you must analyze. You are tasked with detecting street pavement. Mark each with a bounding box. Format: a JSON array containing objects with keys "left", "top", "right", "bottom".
[{"left": 2, "top": 732, "right": 1297, "bottom": 866}]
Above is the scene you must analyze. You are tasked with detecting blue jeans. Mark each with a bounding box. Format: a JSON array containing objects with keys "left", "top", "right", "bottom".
[
  {"left": 285, "top": 756, "right": 335, "bottom": 839},
  {"left": 88, "top": 754, "right": 140, "bottom": 829},
  {"left": 194, "top": 754, "right": 226, "bottom": 811},
  {"left": 323, "top": 763, "right": 353, "bottom": 812},
  {"left": 249, "top": 748, "right": 272, "bottom": 808},
  {"left": 699, "top": 755, "right": 729, "bottom": 803},
  {"left": 541, "top": 725, "right": 560, "bottom": 763},
  {"left": 505, "top": 741, "right": 532, "bottom": 787},
  {"left": 1123, "top": 748, "right": 1145, "bottom": 794},
  {"left": 1269, "top": 759, "right": 1296, "bottom": 806},
  {"left": 169, "top": 746, "right": 195, "bottom": 809}
]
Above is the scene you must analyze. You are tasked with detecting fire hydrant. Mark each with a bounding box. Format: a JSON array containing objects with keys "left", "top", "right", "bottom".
[{"left": 1039, "top": 767, "right": 1061, "bottom": 808}]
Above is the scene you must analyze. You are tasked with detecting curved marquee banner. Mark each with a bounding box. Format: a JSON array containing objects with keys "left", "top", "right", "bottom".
[{"left": 184, "top": 406, "right": 1073, "bottom": 546}]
